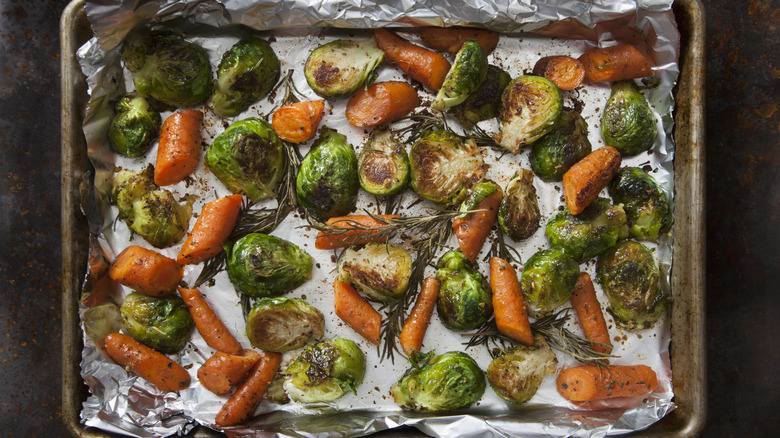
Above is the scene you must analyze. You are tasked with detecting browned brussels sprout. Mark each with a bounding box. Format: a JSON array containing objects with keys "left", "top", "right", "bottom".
[
  {"left": 435, "top": 250, "right": 492, "bottom": 331},
  {"left": 486, "top": 334, "right": 557, "bottom": 405},
  {"left": 304, "top": 39, "right": 385, "bottom": 99},
  {"left": 498, "top": 169, "right": 541, "bottom": 241},
  {"left": 108, "top": 94, "right": 161, "bottom": 157},
  {"left": 357, "top": 130, "right": 409, "bottom": 196},
  {"left": 431, "top": 40, "right": 489, "bottom": 112},
  {"left": 545, "top": 198, "right": 629, "bottom": 263},
  {"left": 452, "top": 65, "right": 511, "bottom": 129},
  {"left": 520, "top": 249, "right": 579, "bottom": 316},
  {"left": 338, "top": 243, "right": 413, "bottom": 302},
  {"left": 497, "top": 75, "right": 562, "bottom": 153},
  {"left": 529, "top": 107, "right": 592, "bottom": 181},
  {"left": 245, "top": 297, "right": 324, "bottom": 352},
  {"left": 283, "top": 338, "right": 365, "bottom": 403},
  {"left": 212, "top": 37, "right": 281, "bottom": 118},
  {"left": 601, "top": 81, "right": 657, "bottom": 156},
  {"left": 120, "top": 292, "right": 194, "bottom": 354},
  {"left": 608, "top": 167, "right": 672, "bottom": 241}
]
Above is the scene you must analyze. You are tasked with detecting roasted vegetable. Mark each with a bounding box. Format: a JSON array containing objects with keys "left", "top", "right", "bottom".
[
  {"left": 601, "top": 81, "right": 657, "bottom": 156},
  {"left": 338, "top": 243, "right": 412, "bottom": 302},
  {"left": 529, "top": 107, "right": 592, "bottom": 181},
  {"left": 357, "top": 129, "right": 410, "bottom": 196},
  {"left": 212, "top": 37, "right": 281, "bottom": 118},
  {"left": 486, "top": 334, "right": 557, "bottom": 405},
  {"left": 283, "top": 338, "right": 365, "bottom": 403},
  {"left": 304, "top": 39, "right": 385, "bottom": 99},
  {"left": 431, "top": 40, "right": 489, "bottom": 112},
  {"left": 452, "top": 64, "right": 511, "bottom": 129},
  {"left": 206, "top": 117, "right": 284, "bottom": 201},
  {"left": 545, "top": 197, "right": 629, "bottom": 263},
  {"left": 224, "top": 233, "right": 313, "bottom": 298},
  {"left": 245, "top": 297, "right": 324, "bottom": 352},
  {"left": 497, "top": 169, "right": 541, "bottom": 241},
  {"left": 120, "top": 292, "right": 194, "bottom": 354},
  {"left": 596, "top": 241, "right": 668, "bottom": 330},
  {"left": 435, "top": 250, "right": 492, "bottom": 331},
  {"left": 83, "top": 303, "right": 123, "bottom": 351},
  {"left": 498, "top": 75, "right": 562, "bottom": 153},
  {"left": 520, "top": 249, "right": 579, "bottom": 316},
  {"left": 108, "top": 94, "right": 161, "bottom": 157},
  {"left": 391, "top": 350, "right": 485, "bottom": 412},
  {"left": 608, "top": 167, "right": 673, "bottom": 241}
]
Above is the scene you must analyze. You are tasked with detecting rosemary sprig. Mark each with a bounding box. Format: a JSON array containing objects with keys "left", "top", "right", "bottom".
[
  {"left": 393, "top": 112, "right": 500, "bottom": 150},
  {"left": 487, "top": 226, "right": 522, "bottom": 266}
]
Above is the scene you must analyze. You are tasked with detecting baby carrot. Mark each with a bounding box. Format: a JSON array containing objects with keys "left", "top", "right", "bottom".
[
  {"left": 489, "top": 257, "right": 533, "bottom": 345},
  {"left": 108, "top": 245, "right": 182, "bottom": 297},
  {"left": 374, "top": 28, "right": 451, "bottom": 91},
  {"left": 214, "top": 351, "right": 282, "bottom": 427},
  {"left": 452, "top": 186, "right": 503, "bottom": 263},
  {"left": 570, "top": 273, "right": 613, "bottom": 355},
  {"left": 177, "top": 194, "right": 243, "bottom": 265},
  {"left": 178, "top": 287, "right": 243, "bottom": 355},
  {"left": 556, "top": 364, "right": 658, "bottom": 401},
  {"left": 532, "top": 55, "right": 586, "bottom": 90},
  {"left": 271, "top": 99, "right": 326, "bottom": 143},
  {"left": 578, "top": 43, "right": 653, "bottom": 84},
  {"left": 197, "top": 350, "right": 261, "bottom": 395},
  {"left": 419, "top": 26, "right": 500, "bottom": 54},
  {"left": 314, "top": 214, "right": 398, "bottom": 250},
  {"left": 562, "top": 146, "right": 622, "bottom": 215},
  {"left": 346, "top": 81, "right": 419, "bottom": 127},
  {"left": 154, "top": 110, "right": 203, "bottom": 186},
  {"left": 104, "top": 332, "right": 191, "bottom": 392},
  {"left": 334, "top": 278, "right": 381, "bottom": 345},
  {"left": 399, "top": 277, "right": 440, "bottom": 355}
]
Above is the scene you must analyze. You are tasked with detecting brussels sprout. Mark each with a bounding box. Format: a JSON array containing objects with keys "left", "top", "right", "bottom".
[
  {"left": 246, "top": 297, "right": 324, "bottom": 352},
  {"left": 498, "top": 75, "right": 563, "bottom": 153},
  {"left": 338, "top": 243, "right": 412, "bottom": 302},
  {"left": 529, "top": 107, "right": 592, "bottom": 181},
  {"left": 108, "top": 95, "right": 161, "bottom": 157},
  {"left": 304, "top": 39, "right": 385, "bottom": 99},
  {"left": 601, "top": 81, "right": 657, "bottom": 156},
  {"left": 520, "top": 249, "right": 579, "bottom": 316},
  {"left": 120, "top": 292, "right": 194, "bottom": 354},
  {"left": 207, "top": 117, "right": 284, "bottom": 201},
  {"left": 435, "top": 250, "right": 492, "bottom": 331},
  {"left": 409, "top": 130, "right": 488, "bottom": 206},
  {"left": 458, "top": 179, "right": 500, "bottom": 214},
  {"left": 391, "top": 350, "right": 486, "bottom": 412},
  {"left": 266, "top": 373, "right": 290, "bottom": 404},
  {"left": 83, "top": 303, "right": 123, "bottom": 350},
  {"left": 608, "top": 167, "right": 673, "bottom": 241},
  {"left": 225, "top": 233, "right": 313, "bottom": 297},
  {"left": 597, "top": 241, "right": 668, "bottom": 330},
  {"left": 546, "top": 198, "right": 629, "bottom": 263},
  {"left": 121, "top": 32, "right": 212, "bottom": 108},
  {"left": 296, "top": 127, "right": 359, "bottom": 219},
  {"left": 357, "top": 130, "right": 410, "bottom": 196},
  {"left": 498, "top": 169, "right": 541, "bottom": 241},
  {"left": 452, "top": 64, "right": 511, "bottom": 129},
  {"left": 431, "top": 40, "right": 489, "bottom": 112},
  {"left": 486, "top": 334, "right": 557, "bottom": 405},
  {"left": 211, "top": 37, "right": 281, "bottom": 118},
  {"left": 283, "top": 338, "right": 366, "bottom": 403}
]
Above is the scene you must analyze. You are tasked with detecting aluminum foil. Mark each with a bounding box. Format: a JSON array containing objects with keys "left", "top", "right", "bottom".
[{"left": 76, "top": 1, "right": 681, "bottom": 437}]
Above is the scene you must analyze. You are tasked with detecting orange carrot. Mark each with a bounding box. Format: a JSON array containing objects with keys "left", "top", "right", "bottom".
[
  {"left": 334, "top": 278, "right": 381, "bottom": 345},
  {"left": 177, "top": 194, "right": 243, "bottom": 265},
  {"left": 178, "top": 287, "right": 243, "bottom": 354},
  {"left": 489, "top": 257, "right": 534, "bottom": 346},
  {"left": 578, "top": 43, "right": 653, "bottom": 84},
  {"left": 452, "top": 187, "right": 503, "bottom": 263},
  {"left": 556, "top": 364, "right": 658, "bottom": 401},
  {"left": 104, "top": 332, "right": 191, "bottom": 392},
  {"left": 154, "top": 110, "right": 203, "bottom": 186},
  {"left": 570, "top": 273, "right": 613, "bottom": 355},
  {"left": 562, "top": 146, "right": 622, "bottom": 215},
  {"left": 374, "top": 28, "right": 451, "bottom": 91},
  {"left": 532, "top": 55, "right": 586, "bottom": 90},
  {"left": 214, "top": 351, "right": 282, "bottom": 427},
  {"left": 419, "top": 26, "right": 500, "bottom": 54},
  {"left": 271, "top": 99, "right": 326, "bottom": 143},
  {"left": 346, "top": 81, "right": 419, "bottom": 127},
  {"left": 314, "top": 214, "right": 399, "bottom": 250},
  {"left": 399, "top": 277, "right": 440, "bottom": 355},
  {"left": 108, "top": 245, "right": 183, "bottom": 297},
  {"left": 197, "top": 350, "right": 261, "bottom": 395}
]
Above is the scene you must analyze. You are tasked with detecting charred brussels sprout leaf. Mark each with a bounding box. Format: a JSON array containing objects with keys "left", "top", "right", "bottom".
[
  {"left": 452, "top": 64, "right": 511, "bottom": 129},
  {"left": 304, "top": 39, "right": 385, "bottom": 99},
  {"left": 520, "top": 249, "right": 579, "bottom": 316},
  {"left": 601, "top": 81, "right": 657, "bottom": 156},
  {"left": 546, "top": 197, "right": 629, "bottom": 263},
  {"left": 338, "top": 243, "right": 412, "bottom": 302},
  {"left": 108, "top": 95, "right": 161, "bottom": 157},
  {"left": 498, "top": 169, "right": 541, "bottom": 241},
  {"left": 608, "top": 167, "right": 672, "bottom": 241},
  {"left": 246, "top": 297, "right": 324, "bottom": 352},
  {"left": 358, "top": 130, "right": 410, "bottom": 196},
  {"left": 435, "top": 250, "right": 492, "bottom": 331},
  {"left": 459, "top": 179, "right": 500, "bottom": 214},
  {"left": 206, "top": 117, "right": 284, "bottom": 201},
  {"left": 83, "top": 303, "right": 123, "bottom": 350},
  {"left": 391, "top": 350, "right": 486, "bottom": 412},
  {"left": 283, "top": 338, "right": 366, "bottom": 403},
  {"left": 120, "top": 292, "right": 194, "bottom": 354},
  {"left": 498, "top": 75, "right": 562, "bottom": 153},
  {"left": 224, "top": 233, "right": 313, "bottom": 297},
  {"left": 432, "top": 40, "right": 489, "bottom": 112},
  {"left": 212, "top": 37, "right": 281, "bottom": 118},
  {"left": 529, "top": 107, "right": 592, "bottom": 181},
  {"left": 486, "top": 334, "right": 557, "bottom": 405}
]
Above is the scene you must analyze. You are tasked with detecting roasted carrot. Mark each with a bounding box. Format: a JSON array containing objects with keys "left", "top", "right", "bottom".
[
  {"left": 489, "top": 257, "right": 534, "bottom": 345},
  {"left": 197, "top": 350, "right": 261, "bottom": 395},
  {"left": 104, "top": 332, "right": 191, "bottom": 392},
  {"left": 314, "top": 214, "right": 399, "bottom": 250},
  {"left": 570, "top": 273, "right": 613, "bottom": 355},
  {"left": 556, "top": 364, "right": 658, "bottom": 401},
  {"left": 562, "top": 146, "right": 622, "bottom": 215},
  {"left": 532, "top": 55, "right": 586, "bottom": 90},
  {"left": 374, "top": 28, "right": 451, "bottom": 91},
  {"left": 346, "top": 81, "right": 419, "bottom": 127},
  {"left": 178, "top": 287, "right": 243, "bottom": 354},
  {"left": 271, "top": 99, "right": 326, "bottom": 143},
  {"left": 399, "top": 277, "right": 440, "bottom": 355},
  {"left": 578, "top": 43, "right": 653, "bottom": 84},
  {"left": 419, "top": 26, "right": 500, "bottom": 54},
  {"left": 154, "top": 110, "right": 203, "bottom": 186},
  {"left": 334, "top": 278, "right": 381, "bottom": 345},
  {"left": 452, "top": 187, "right": 503, "bottom": 263},
  {"left": 214, "top": 351, "right": 282, "bottom": 427},
  {"left": 108, "top": 245, "right": 183, "bottom": 297},
  {"left": 177, "top": 194, "right": 243, "bottom": 265}
]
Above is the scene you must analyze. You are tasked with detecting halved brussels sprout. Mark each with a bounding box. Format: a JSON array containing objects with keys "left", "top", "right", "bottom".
[
  {"left": 601, "top": 81, "right": 657, "bottom": 156},
  {"left": 431, "top": 40, "right": 489, "bottom": 112},
  {"left": 304, "top": 39, "right": 385, "bottom": 99},
  {"left": 498, "top": 75, "right": 563, "bottom": 153},
  {"left": 120, "top": 292, "right": 194, "bottom": 354},
  {"left": 498, "top": 169, "right": 541, "bottom": 241},
  {"left": 409, "top": 130, "right": 488, "bottom": 206},
  {"left": 452, "top": 64, "right": 511, "bottom": 129},
  {"left": 597, "top": 241, "right": 668, "bottom": 330},
  {"left": 486, "top": 334, "right": 557, "bottom": 405},
  {"left": 529, "top": 107, "right": 592, "bottom": 181},
  {"left": 246, "top": 297, "right": 324, "bottom": 352},
  {"left": 608, "top": 167, "right": 673, "bottom": 241},
  {"left": 83, "top": 303, "right": 123, "bottom": 350},
  {"left": 435, "top": 250, "right": 492, "bottom": 331},
  {"left": 225, "top": 233, "right": 313, "bottom": 297},
  {"left": 108, "top": 94, "right": 161, "bottom": 157},
  {"left": 357, "top": 129, "right": 410, "bottom": 196},
  {"left": 283, "top": 338, "right": 366, "bottom": 403},
  {"left": 211, "top": 37, "right": 281, "bottom": 118},
  {"left": 296, "top": 127, "right": 359, "bottom": 219},
  {"left": 266, "top": 373, "right": 290, "bottom": 405},
  {"left": 546, "top": 197, "right": 629, "bottom": 263},
  {"left": 391, "top": 350, "right": 485, "bottom": 412},
  {"left": 206, "top": 117, "right": 284, "bottom": 201},
  {"left": 520, "top": 249, "right": 579, "bottom": 316},
  {"left": 338, "top": 243, "right": 412, "bottom": 302}
]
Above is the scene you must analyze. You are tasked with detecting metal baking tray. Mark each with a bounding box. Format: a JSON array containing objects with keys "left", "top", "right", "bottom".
[{"left": 60, "top": 0, "right": 707, "bottom": 435}]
